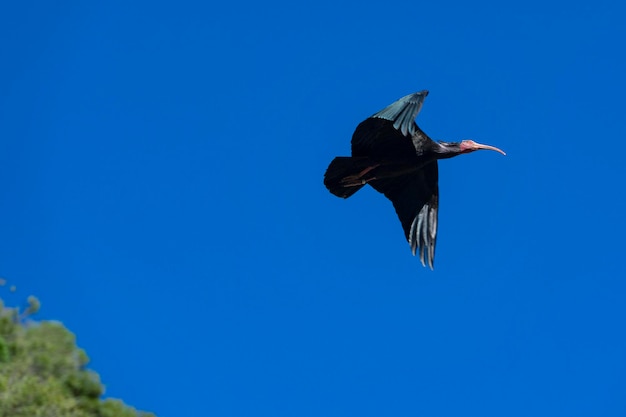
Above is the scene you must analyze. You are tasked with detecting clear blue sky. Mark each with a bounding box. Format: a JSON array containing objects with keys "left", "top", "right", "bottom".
[{"left": 2, "top": 1, "right": 625, "bottom": 416}]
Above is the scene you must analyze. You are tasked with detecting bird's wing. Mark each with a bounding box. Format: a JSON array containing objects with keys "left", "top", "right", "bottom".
[
  {"left": 351, "top": 118, "right": 415, "bottom": 159},
  {"left": 351, "top": 91, "right": 431, "bottom": 159},
  {"left": 371, "top": 91, "right": 428, "bottom": 137},
  {"left": 369, "top": 162, "right": 439, "bottom": 269}
]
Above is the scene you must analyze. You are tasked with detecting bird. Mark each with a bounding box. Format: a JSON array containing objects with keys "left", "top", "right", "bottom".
[{"left": 323, "top": 90, "right": 505, "bottom": 269}]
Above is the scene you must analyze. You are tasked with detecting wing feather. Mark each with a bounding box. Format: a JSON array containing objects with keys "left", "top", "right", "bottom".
[
  {"left": 371, "top": 91, "right": 428, "bottom": 137},
  {"left": 369, "top": 162, "right": 439, "bottom": 269},
  {"left": 351, "top": 91, "right": 432, "bottom": 159}
]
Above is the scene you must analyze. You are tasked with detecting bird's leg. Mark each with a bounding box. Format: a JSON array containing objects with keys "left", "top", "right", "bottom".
[
  {"left": 340, "top": 164, "right": 380, "bottom": 186},
  {"left": 356, "top": 164, "right": 379, "bottom": 177}
]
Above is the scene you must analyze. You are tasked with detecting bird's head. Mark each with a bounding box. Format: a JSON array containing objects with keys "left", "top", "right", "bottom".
[{"left": 458, "top": 139, "right": 506, "bottom": 155}]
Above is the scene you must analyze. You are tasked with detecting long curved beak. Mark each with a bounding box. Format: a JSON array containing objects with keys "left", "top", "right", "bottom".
[{"left": 472, "top": 141, "right": 506, "bottom": 155}]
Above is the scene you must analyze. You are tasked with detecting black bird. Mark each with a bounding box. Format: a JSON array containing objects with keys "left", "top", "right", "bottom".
[{"left": 324, "top": 91, "right": 505, "bottom": 269}]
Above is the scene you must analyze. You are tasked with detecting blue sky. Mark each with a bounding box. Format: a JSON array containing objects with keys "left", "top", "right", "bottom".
[{"left": 1, "top": 1, "right": 625, "bottom": 415}]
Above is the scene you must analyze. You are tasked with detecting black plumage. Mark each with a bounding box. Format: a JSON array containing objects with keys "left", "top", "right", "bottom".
[{"left": 324, "top": 91, "right": 505, "bottom": 269}]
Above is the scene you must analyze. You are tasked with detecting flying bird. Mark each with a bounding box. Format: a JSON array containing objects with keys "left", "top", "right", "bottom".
[{"left": 323, "top": 91, "right": 505, "bottom": 269}]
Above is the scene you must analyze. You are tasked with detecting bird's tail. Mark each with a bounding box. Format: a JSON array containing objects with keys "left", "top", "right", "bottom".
[{"left": 324, "top": 156, "right": 374, "bottom": 198}]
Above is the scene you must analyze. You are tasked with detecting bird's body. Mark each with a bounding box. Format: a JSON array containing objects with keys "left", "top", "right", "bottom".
[{"left": 323, "top": 91, "right": 505, "bottom": 269}]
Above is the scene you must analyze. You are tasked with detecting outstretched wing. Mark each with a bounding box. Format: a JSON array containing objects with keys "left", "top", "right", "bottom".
[
  {"left": 369, "top": 161, "right": 439, "bottom": 269},
  {"left": 351, "top": 91, "right": 432, "bottom": 160},
  {"left": 371, "top": 90, "right": 428, "bottom": 137}
]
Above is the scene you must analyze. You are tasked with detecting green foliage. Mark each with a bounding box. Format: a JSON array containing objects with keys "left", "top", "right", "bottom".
[
  {"left": 23, "top": 295, "right": 41, "bottom": 317},
  {"left": 0, "top": 297, "right": 156, "bottom": 417},
  {"left": 0, "top": 336, "right": 8, "bottom": 363}
]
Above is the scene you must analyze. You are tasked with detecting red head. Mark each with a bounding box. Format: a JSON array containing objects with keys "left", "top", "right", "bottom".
[{"left": 459, "top": 140, "right": 506, "bottom": 155}]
